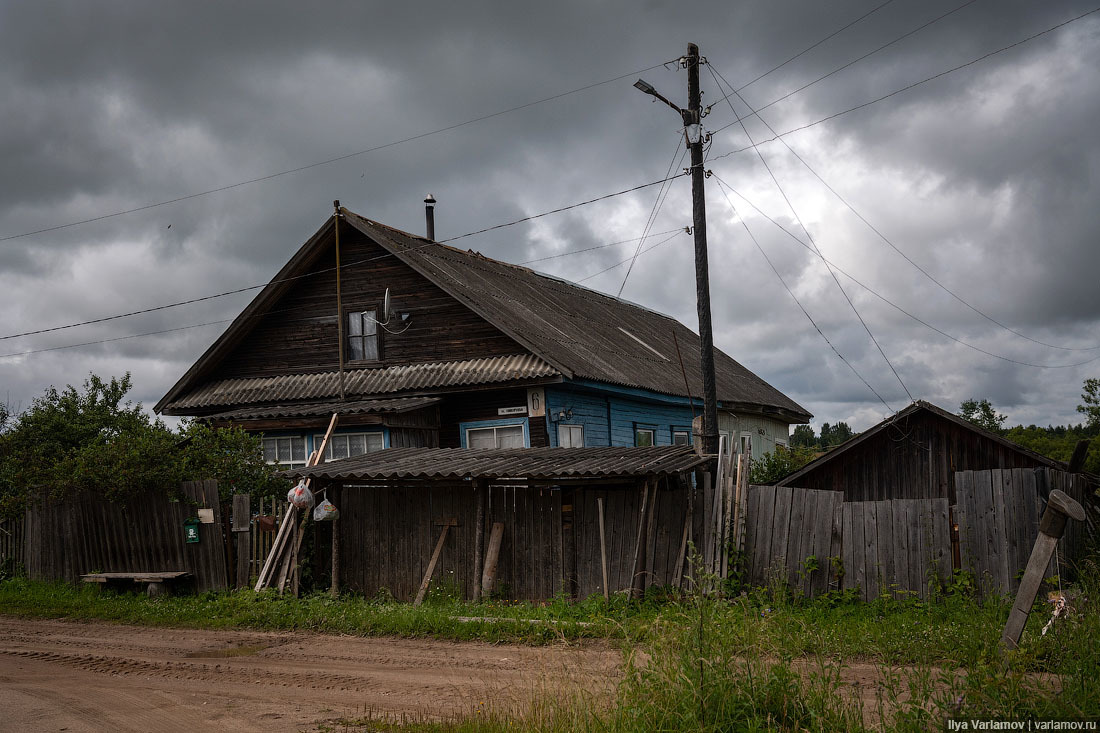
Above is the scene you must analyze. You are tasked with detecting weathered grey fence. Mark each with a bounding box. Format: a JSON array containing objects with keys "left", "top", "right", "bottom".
[
  {"left": 1, "top": 517, "right": 25, "bottom": 572},
  {"left": 955, "top": 467, "right": 1089, "bottom": 595},
  {"left": 22, "top": 480, "right": 228, "bottom": 592},
  {"left": 744, "top": 485, "right": 951, "bottom": 600}
]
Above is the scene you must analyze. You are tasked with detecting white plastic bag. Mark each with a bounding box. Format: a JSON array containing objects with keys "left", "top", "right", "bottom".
[
  {"left": 313, "top": 498, "right": 339, "bottom": 522},
  {"left": 287, "top": 481, "right": 315, "bottom": 511}
]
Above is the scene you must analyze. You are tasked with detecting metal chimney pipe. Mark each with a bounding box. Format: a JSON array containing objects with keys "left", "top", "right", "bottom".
[{"left": 424, "top": 194, "right": 436, "bottom": 240}]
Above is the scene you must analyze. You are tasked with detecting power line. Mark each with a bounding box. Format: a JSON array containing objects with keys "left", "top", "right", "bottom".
[
  {"left": 709, "top": 0, "right": 984, "bottom": 129},
  {"left": 709, "top": 5, "right": 1100, "bottom": 162},
  {"left": 619, "top": 138, "right": 688, "bottom": 296},
  {"left": 0, "top": 61, "right": 676, "bottom": 244},
  {"left": 713, "top": 173, "right": 895, "bottom": 414},
  {"left": 708, "top": 64, "right": 914, "bottom": 402},
  {"left": 0, "top": 173, "right": 686, "bottom": 343},
  {"left": 578, "top": 230, "right": 688, "bottom": 283},
  {"left": 709, "top": 62, "right": 1100, "bottom": 353},
  {"left": 517, "top": 227, "right": 684, "bottom": 265},
  {"left": 711, "top": 173, "right": 1100, "bottom": 370}
]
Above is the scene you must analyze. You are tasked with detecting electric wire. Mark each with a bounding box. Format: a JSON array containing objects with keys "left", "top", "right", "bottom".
[
  {"left": 713, "top": 173, "right": 894, "bottom": 414},
  {"left": 517, "top": 228, "right": 684, "bottom": 265},
  {"left": 0, "top": 229, "right": 690, "bottom": 362},
  {"left": 708, "top": 64, "right": 914, "bottom": 402},
  {"left": 709, "top": 6, "right": 1100, "bottom": 162},
  {"left": 0, "top": 173, "right": 686, "bottom": 344},
  {"left": 618, "top": 138, "right": 688, "bottom": 296},
  {"left": 710, "top": 173, "right": 1100, "bottom": 370},
  {"left": 709, "top": 0, "right": 984, "bottom": 129},
  {"left": 709, "top": 61, "right": 1100, "bottom": 353},
  {"left": 0, "top": 61, "right": 677, "bottom": 244}
]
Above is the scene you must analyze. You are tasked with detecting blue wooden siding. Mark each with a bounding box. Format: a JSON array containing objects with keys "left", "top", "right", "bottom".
[{"left": 546, "top": 383, "right": 696, "bottom": 448}]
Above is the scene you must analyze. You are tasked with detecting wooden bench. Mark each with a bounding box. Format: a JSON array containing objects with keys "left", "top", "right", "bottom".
[{"left": 81, "top": 571, "right": 192, "bottom": 597}]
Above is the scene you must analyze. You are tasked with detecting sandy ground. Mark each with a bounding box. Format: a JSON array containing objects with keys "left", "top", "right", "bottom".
[{"left": 0, "top": 616, "right": 621, "bottom": 732}]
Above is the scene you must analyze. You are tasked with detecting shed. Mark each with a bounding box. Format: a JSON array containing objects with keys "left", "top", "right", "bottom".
[
  {"left": 776, "top": 401, "right": 1065, "bottom": 503},
  {"left": 287, "top": 446, "right": 707, "bottom": 601}
]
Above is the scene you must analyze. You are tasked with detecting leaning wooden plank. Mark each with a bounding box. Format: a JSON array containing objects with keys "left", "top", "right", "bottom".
[
  {"left": 629, "top": 479, "right": 652, "bottom": 599},
  {"left": 414, "top": 519, "right": 456, "bottom": 606},
  {"left": 597, "top": 497, "right": 610, "bottom": 600},
  {"left": 481, "top": 522, "right": 505, "bottom": 597},
  {"left": 254, "top": 505, "right": 296, "bottom": 591}
]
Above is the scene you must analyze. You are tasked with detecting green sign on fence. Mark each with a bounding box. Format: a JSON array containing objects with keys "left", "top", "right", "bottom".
[{"left": 183, "top": 517, "right": 200, "bottom": 544}]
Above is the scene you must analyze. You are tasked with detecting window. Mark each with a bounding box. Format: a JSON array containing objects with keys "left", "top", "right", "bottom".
[
  {"left": 775, "top": 438, "right": 788, "bottom": 450},
  {"left": 262, "top": 436, "right": 307, "bottom": 468},
  {"left": 467, "top": 424, "right": 525, "bottom": 449},
  {"left": 315, "top": 432, "right": 384, "bottom": 460},
  {"left": 558, "top": 424, "right": 584, "bottom": 448},
  {"left": 740, "top": 432, "right": 753, "bottom": 456},
  {"left": 672, "top": 429, "right": 691, "bottom": 446},
  {"left": 347, "top": 310, "right": 380, "bottom": 361},
  {"left": 635, "top": 427, "right": 655, "bottom": 447}
]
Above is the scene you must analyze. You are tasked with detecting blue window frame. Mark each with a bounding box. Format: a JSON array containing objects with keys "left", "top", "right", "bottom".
[{"left": 459, "top": 417, "right": 530, "bottom": 448}]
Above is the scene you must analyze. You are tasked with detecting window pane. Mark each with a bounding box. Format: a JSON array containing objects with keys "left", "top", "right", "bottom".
[
  {"left": 496, "top": 425, "right": 524, "bottom": 449},
  {"left": 348, "top": 313, "right": 362, "bottom": 336},
  {"left": 361, "top": 333, "right": 379, "bottom": 360},
  {"left": 277, "top": 438, "right": 291, "bottom": 461},
  {"left": 291, "top": 437, "right": 306, "bottom": 463},
  {"left": 365, "top": 433, "right": 384, "bottom": 452},
  {"left": 348, "top": 335, "right": 364, "bottom": 361},
  {"left": 673, "top": 431, "right": 690, "bottom": 446},
  {"left": 362, "top": 311, "right": 377, "bottom": 335},
  {"left": 347, "top": 434, "right": 367, "bottom": 456},
  {"left": 468, "top": 427, "right": 496, "bottom": 449},
  {"left": 559, "top": 424, "right": 583, "bottom": 448},
  {"left": 635, "top": 429, "right": 654, "bottom": 447},
  {"left": 263, "top": 438, "right": 277, "bottom": 463}
]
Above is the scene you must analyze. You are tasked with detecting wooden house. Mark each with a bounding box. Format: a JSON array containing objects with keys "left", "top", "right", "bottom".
[
  {"left": 155, "top": 207, "right": 810, "bottom": 460},
  {"left": 776, "top": 400, "right": 1065, "bottom": 503}
]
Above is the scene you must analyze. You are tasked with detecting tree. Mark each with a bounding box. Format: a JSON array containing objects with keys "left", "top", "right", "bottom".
[
  {"left": 1077, "top": 378, "right": 1100, "bottom": 429},
  {"left": 959, "top": 398, "right": 1007, "bottom": 434},
  {"left": 790, "top": 424, "right": 816, "bottom": 448},
  {"left": 749, "top": 445, "right": 816, "bottom": 484},
  {"left": 0, "top": 373, "right": 286, "bottom": 519}
]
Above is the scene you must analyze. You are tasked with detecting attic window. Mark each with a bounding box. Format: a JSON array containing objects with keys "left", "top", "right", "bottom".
[
  {"left": 617, "top": 327, "right": 668, "bottom": 361},
  {"left": 347, "top": 310, "right": 380, "bottom": 361}
]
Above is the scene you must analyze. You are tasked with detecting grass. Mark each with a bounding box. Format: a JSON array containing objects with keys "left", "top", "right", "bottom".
[{"left": 3, "top": 557, "right": 1099, "bottom": 731}]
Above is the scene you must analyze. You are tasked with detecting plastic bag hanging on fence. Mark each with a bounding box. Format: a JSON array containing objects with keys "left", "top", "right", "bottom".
[
  {"left": 287, "top": 481, "right": 315, "bottom": 511},
  {"left": 313, "top": 498, "right": 339, "bottom": 522}
]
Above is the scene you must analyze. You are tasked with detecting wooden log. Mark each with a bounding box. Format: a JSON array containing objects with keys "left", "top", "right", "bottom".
[
  {"left": 473, "top": 481, "right": 487, "bottom": 601},
  {"left": 414, "top": 518, "right": 456, "bottom": 606},
  {"left": 233, "top": 494, "right": 250, "bottom": 589},
  {"left": 1002, "top": 490, "right": 1085, "bottom": 650},
  {"left": 481, "top": 522, "right": 505, "bottom": 597},
  {"left": 643, "top": 480, "right": 659, "bottom": 588},
  {"left": 597, "top": 496, "right": 610, "bottom": 600}
]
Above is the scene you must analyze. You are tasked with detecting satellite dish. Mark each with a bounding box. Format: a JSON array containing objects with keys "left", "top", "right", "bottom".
[{"left": 382, "top": 288, "right": 391, "bottom": 324}]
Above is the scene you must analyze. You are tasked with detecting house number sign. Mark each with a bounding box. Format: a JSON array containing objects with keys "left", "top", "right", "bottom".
[
  {"left": 526, "top": 387, "right": 545, "bottom": 417},
  {"left": 498, "top": 406, "right": 526, "bottom": 416}
]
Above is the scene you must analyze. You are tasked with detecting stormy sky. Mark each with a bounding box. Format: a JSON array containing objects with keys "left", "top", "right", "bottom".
[{"left": 1, "top": 0, "right": 1098, "bottom": 433}]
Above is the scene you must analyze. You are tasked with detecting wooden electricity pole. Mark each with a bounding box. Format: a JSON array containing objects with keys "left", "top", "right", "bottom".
[{"left": 683, "top": 43, "right": 719, "bottom": 457}]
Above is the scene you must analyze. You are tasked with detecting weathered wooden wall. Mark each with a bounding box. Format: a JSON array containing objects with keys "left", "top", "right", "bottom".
[
  {"left": 744, "top": 485, "right": 952, "bottom": 601},
  {"left": 334, "top": 479, "right": 689, "bottom": 601},
  {"left": 214, "top": 226, "right": 525, "bottom": 381},
  {"left": 780, "top": 411, "right": 1055, "bottom": 503},
  {"left": 955, "top": 467, "right": 1089, "bottom": 596},
  {"left": 21, "top": 480, "right": 228, "bottom": 592}
]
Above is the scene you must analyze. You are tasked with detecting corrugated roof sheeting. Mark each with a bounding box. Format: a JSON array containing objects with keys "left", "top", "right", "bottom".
[
  {"left": 163, "top": 354, "right": 557, "bottom": 412},
  {"left": 284, "top": 446, "right": 707, "bottom": 481},
  {"left": 344, "top": 212, "right": 810, "bottom": 420},
  {"left": 204, "top": 396, "right": 441, "bottom": 421}
]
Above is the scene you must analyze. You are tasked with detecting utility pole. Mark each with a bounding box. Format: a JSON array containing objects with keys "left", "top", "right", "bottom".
[{"left": 634, "top": 44, "right": 719, "bottom": 455}]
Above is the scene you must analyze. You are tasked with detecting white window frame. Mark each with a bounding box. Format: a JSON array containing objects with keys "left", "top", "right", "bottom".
[
  {"left": 672, "top": 429, "right": 691, "bottom": 446},
  {"left": 635, "top": 427, "right": 656, "bottom": 447},
  {"left": 314, "top": 431, "right": 385, "bottom": 461},
  {"left": 775, "top": 437, "right": 788, "bottom": 449},
  {"left": 740, "top": 432, "right": 753, "bottom": 456},
  {"left": 262, "top": 436, "right": 307, "bottom": 468},
  {"left": 466, "top": 423, "right": 526, "bottom": 449},
  {"left": 558, "top": 424, "right": 584, "bottom": 448}
]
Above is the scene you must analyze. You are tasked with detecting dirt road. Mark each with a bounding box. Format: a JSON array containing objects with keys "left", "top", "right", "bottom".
[{"left": 0, "top": 616, "right": 621, "bottom": 732}]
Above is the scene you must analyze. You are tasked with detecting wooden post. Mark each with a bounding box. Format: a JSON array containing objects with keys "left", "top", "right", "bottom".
[
  {"left": 232, "top": 494, "right": 250, "bottom": 589},
  {"left": 674, "top": 476, "right": 692, "bottom": 589},
  {"left": 329, "top": 484, "right": 340, "bottom": 598},
  {"left": 481, "top": 522, "right": 505, "bottom": 597},
  {"left": 630, "top": 478, "right": 652, "bottom": 600},
  {"left": 1001, "top": 490, "right": 1085, "bottom": 650},
  {"left": 643, "top": 479, "right": 660, "bottom": 587},
  {"left": 597, "top": 497, "right": 609, "bottom": 600},
  {"left": 473, "top": 481, "right": 487, "bottom": 601},
  {"left": 414, "top": 518, "right": 457, "bottom": 605}
]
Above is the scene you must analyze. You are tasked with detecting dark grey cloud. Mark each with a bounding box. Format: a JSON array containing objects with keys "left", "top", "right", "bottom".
[{"left": 1, "top": 0, "right": 1098, "bottom": 433}]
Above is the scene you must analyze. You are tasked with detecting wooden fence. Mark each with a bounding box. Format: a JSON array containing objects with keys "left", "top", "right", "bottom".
[
  {"left": 955, "top": 467, "right": 1090, "bottom": 595},
  {"left": 22, "top": 480, "right": 228, "bottom": 592},
  {"left": 744, "top": 485, "right": 952, "bottom": 600},
  {"left": 1, "top": 517, "right": 25, "bottom": 573}
]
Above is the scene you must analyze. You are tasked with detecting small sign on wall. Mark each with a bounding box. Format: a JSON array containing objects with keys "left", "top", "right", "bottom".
[
  {"left": 498, "top": 406, "right": 527, "bottom": 416},
  {"left": 526, "top": 387, "right": 546, "bottom": 417}
]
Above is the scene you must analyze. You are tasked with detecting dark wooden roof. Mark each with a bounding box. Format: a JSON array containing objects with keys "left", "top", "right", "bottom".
[
  {"left": 777, "top": 400, "right": 1065, "bottom": 489},
  {"left": 284, "top": 445, "right": 707, "bottom": 481},
  {"left": 157, "top": 209, "right": 809, "bottom": 422},
  {"left": 202, "top": 396, "right": 440, "bottom": 421}
]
